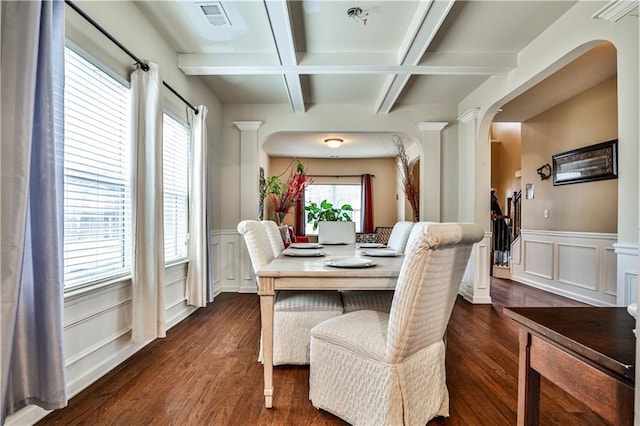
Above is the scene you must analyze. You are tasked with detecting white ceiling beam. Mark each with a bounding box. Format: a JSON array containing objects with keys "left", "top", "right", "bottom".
[
  {"left": 179, "top": 52, "right": 516, "bottom": 68},
  {"left": 592, "top": 0, "right": 639, "bottom": 22},
  {"left": 264, "top": 0, "right": 305, "bottom": 112},
  {"left": 375, "top": 0, "right": 456, "bottom": 113},
  {"left": 178, "top": 53, "right": 516, "bottom": 75},
  {"left": 298, "top": 52, "right": 516, "bottom": 67},
  {"left": 375, "top": 74, "right": 411, "bottom": 114},
  {"left": 179, "top": 63, "right": 513, "bottom": 76}
]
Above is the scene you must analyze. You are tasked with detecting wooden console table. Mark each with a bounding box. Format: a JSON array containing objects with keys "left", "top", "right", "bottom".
[{"left": 504, "top": 307, "right": 635, "bottom": 425}]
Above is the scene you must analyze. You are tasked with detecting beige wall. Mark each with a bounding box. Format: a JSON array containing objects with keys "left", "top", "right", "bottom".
[
  {"left": 491, "top": 123, "right": 522, "bottom": 214},
  {"left": 521, "top": 77, "right": 618, "bottom": 232},
  {"left": 268, "top": 157, "right": 399, "bottom": 229}
]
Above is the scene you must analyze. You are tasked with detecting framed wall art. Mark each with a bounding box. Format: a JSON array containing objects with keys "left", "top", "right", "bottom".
[{"left": 552, "top": 139, "right": 618, "bottom": 186}]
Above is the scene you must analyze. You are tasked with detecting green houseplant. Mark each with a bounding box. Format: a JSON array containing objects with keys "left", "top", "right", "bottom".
[{"left": 304, "top": 200, "right": 354, "bottom": 231}]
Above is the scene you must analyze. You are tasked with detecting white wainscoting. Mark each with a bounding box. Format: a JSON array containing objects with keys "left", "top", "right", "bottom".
[
  {"left": 211, "top": 229, "right": 257, "bottom": 293},
  {"left": 511, "top": 230, "right": 618, "bottom": 306},
  {"left": 614, "top": 242, "right": 639, "bottom": 306},
  {"left": 460, "top": 232, "right": 492, "bottom": 304},
  {"left": 7, "top": 262, "right": 198, "bottom": 426}
]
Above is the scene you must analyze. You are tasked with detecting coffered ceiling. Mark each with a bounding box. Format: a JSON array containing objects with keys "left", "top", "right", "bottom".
[
  {"left": 137, "top": 0, "right": 579, "bottom": 113},
  {"left": 136, "top": 0, "right": 623, "bottom": 158}
]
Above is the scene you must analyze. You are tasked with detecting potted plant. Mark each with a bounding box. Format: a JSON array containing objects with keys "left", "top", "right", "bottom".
[{"left": 304, "top": 200, "right": 354, "bottom": 231}]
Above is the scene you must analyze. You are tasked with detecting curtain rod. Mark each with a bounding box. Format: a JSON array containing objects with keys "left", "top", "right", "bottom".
[
  {"left": 309, "top": 174, "right": 375, "bottom": 178},
  {"left": 64, "top": 0, "right": 199, "bottom": 115}
]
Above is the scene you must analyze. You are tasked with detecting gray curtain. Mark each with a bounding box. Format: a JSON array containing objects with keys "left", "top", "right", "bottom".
[{"left": 1, "top": 0, "right": 67, "bottom": 421}]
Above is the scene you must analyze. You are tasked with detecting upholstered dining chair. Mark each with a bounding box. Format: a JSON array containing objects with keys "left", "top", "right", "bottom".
[
  {"left": 317, "top": 221, "right": 356, "bottom": 244},
  {"left": 386, "top": 221, "right": 415, "bottom": 253},
  {"left": 339, "top": 222, "right": 415, "bottom": 314},
  {"left": 261, "top": 220, "right": 285, "bottom": 257},
  {"left": 340, "top": 221, "right": 415, "bottom": 313},
  {"left": 309, "top": 222, "right": 484, "bottom": 425},
  {"left": 237, "top": 220, "right": 343, "bottom": 365}
]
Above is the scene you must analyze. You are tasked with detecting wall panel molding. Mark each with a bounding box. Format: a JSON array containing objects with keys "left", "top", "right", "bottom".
[
  {"left": 212, "top": 229, "right": 247, "bottom": 292},
  {"left": 512, "top": 229, "right": 618, "bottom": 306},
  {"left": 556, "top": 243, "right": 598, "bottom": 291},
  {"left": 523, "top": 239, "right": 554, "bottom": 280}
]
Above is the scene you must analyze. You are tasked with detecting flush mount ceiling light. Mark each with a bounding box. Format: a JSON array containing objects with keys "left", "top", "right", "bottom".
[{"left": 324, "top": 138, "right": 344, "bottom": 149}]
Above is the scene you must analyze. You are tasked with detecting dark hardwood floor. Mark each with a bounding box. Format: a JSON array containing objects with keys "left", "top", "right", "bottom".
[{"left": 39, "top": 279, "right": 608, "bottom": 425}]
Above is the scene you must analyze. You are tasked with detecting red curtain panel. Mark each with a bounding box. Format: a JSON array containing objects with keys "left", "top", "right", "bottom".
[{"left": 361, "top": 174, "right": 373, "bottom": 233}]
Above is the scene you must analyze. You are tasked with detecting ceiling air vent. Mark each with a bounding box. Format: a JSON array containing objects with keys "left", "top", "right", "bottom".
[{"left": 197, "top": 2, "right": 231, "bottom": 27}]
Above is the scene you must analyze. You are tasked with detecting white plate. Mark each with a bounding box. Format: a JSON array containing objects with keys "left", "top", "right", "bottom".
[
  {"left": 325, "top": 257, "right": 375, "bottom": 268},
  {"left": 289, "top": 242, "right": 322, "bottom": 249},
  {"left": 284, "top": 249, "right": 325, "bottom": 257},
  {"left": 357, "top": 243, "right": 385, "bottom": 248},
  {"left": 361, "top": 249, "right": 402, "bottom": 257},
  {"left": 321, "top": 240, "right": 347, "bottom": 245}
]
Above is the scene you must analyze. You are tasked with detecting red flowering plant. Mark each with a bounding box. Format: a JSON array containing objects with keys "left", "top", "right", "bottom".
[{"left": 264, "top": 160, "right": 312, "bottom": 225}]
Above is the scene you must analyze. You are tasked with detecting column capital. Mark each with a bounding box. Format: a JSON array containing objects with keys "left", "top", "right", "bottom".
[
  {"left": 457, "top": 108, "right": 481, "bottom": 123},
  {"left": 416, "top": 122, "right": 448, "bottom": 132},
  {"left": 234, "top": 121, "right": 263, "bottom": 131}
]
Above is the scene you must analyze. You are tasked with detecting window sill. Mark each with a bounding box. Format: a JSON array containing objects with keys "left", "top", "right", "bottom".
[{"left": 64, "top": 259, "right": 190, "bottom": 300}]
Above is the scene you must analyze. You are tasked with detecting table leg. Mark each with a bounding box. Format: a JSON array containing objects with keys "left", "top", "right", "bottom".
[
  {"left": 517, "top": 329, "right": 540, "bottom": 426},
  {"left": 258, "top": 277, "right": 275, "bottom": 408}
]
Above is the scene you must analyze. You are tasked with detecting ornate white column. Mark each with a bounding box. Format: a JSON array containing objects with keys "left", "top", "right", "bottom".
[
  {"left": 416, "top": 121, "right": 448, "bottom": 222},
  {"left": 234, "top": 121, "right": 263, "bottom": 293},
  {"left": 457, "top": 108, "right": 491, "bottom": 304}
]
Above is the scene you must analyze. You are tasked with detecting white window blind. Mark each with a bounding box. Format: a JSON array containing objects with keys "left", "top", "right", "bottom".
[
  {"left": 63, "top": 47, "right": 131, "bottom": 288},
  {"left": 163, "top": 113, "right": 190, "bottom": 262}
]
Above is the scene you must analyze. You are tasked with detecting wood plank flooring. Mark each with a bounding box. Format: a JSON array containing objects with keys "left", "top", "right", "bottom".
[{"left": 39, "top": 279, "right": 609, "bottom": 425}]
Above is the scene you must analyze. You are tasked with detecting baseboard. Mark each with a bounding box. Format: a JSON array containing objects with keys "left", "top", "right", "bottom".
[{"left": 510, "top": 274, "right": 614, "bottom": 307}]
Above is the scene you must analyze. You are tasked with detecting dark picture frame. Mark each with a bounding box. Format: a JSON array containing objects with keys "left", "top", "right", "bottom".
[{"left": 552, "top": 139, "right": 618, "bottom": 186}]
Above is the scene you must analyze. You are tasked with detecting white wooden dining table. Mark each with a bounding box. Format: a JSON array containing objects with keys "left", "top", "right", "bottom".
[{"left": 256, "top": 243, "right": 404, "bottom": 408}]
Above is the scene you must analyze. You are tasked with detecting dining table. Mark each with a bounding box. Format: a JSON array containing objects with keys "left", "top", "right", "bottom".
[{"left": 256, "top": 242, "right": 405, "bottom": 408}]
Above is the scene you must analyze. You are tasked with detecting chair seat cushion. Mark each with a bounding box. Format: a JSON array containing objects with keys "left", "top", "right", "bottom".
[
  {"left": 275, "top": 290, "right": 343, "bottom": 312},
  {"left": 270, "top": 290, "right": 344, "bottom": 365},
  {"left": 311, "top": 310, "right": 389, "bottom": 361},
  {"left": 340, "top": 290, "right": 394, "bottom": 313}
]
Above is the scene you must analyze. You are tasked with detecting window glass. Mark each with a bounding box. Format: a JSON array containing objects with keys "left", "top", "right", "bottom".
[
  {"left": 63, "top": 47, "right": 131, "bottom": 288},
  {"left": 304, "top": 184, "right": 361, "bottom": 234},
  {"left": 163, "top": 113, "right": 190, "bottom": 262}
]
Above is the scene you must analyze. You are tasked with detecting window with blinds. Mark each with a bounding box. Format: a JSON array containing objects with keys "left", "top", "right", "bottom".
[
  {"left": 63, "top": 47, "right": 131, "bottom": 289},
  {"left": 163, "top": 113, "right": 190, "bottom": 262}
]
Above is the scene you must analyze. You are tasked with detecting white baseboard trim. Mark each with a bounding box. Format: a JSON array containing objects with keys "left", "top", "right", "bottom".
[
  {"left": 5, "top": 405, "right": 50, "bottom": 426},
  {"left": 511, "top": 273, "right": 614, "bottom": 307},
  {"left": 461, "top": 291, "right": 492, "bottom": 304}
]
